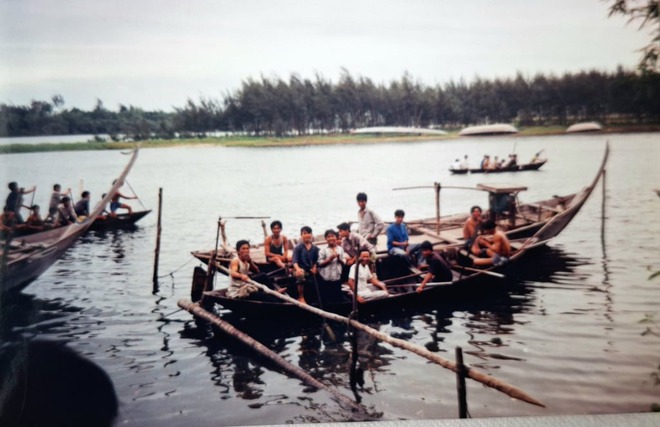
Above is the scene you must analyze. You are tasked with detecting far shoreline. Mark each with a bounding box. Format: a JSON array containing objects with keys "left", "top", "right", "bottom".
[{"left": 1, "top": 124, "right": 658, "bottom": 155}]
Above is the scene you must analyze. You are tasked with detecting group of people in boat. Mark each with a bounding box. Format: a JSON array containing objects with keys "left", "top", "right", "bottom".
[
  {"left": 1, "top": 180, "right": 137, "bottom": 236},
  {"left": 227, "top": 192, "right": 511, "bottom": 305},
  {"left": 450, "top": 154, "right": 519, "bottom": 171}
]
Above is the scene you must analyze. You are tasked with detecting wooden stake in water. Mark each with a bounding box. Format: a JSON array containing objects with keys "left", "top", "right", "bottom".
[
  {"left": 152, "top": 188, "right": 163, "bottom": 289},
  {"left": 456, "top": 346, "right": 468, "bottom": 418}
]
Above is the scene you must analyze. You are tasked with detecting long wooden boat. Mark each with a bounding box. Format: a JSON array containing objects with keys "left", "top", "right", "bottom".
[
  {"left": 566, "top": 122, "right": 603, "bottom": 133},
  {"left": 192, "top": 144, "right": 606, "bottom": 276},
  {"left": 449, "top": 159, "right": 547, "bottom": 174},
  {"left": 89, "top": 210, "right": 151, "bottom": 231},
  {"left": 1, "top": 149, "right": 140, "bottom": 293},
  {"left": 458, "top": 124, "right": 518, "bottom": 136},
  {"left": 195, "top": 143, "right": 609, "bottom": 319}
]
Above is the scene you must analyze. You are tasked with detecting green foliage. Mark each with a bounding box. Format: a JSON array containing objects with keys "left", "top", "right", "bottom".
[
  {"left": 1, "top": 68, "right": 660, "bottom": 139},
  {"left": 608, "top": 0, "right": 660, "bottom": 73}
]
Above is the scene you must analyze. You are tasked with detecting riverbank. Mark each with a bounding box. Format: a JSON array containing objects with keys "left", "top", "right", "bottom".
[{"left": 1, "top": 124, "right": 658, "bottom": 154}]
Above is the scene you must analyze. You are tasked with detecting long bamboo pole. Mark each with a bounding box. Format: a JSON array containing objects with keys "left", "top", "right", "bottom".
[
  {"left": 177, "top": 299, "right": 370, "bottom": 415},
  {"left": 214, "top": 264, "right": 544, "bottom": 408}
]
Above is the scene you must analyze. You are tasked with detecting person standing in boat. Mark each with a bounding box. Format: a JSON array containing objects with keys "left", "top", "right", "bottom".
[
  {"left": 463, "top": 205, "right": 483, "bottom": 251},
  {"left": 471, "top": 220, "right": 511, "bottom": 266},
  {"left": 317, "top": 229, "right": 348, "bottom": 303},
  {"left": 416, "top": 241, "right": 453, "bottom": 293},
  {"left": 74, "top": 191, "right": 91, "bottom": 218},
  {"left": 47, "top": 184, "right": 70, "bottom": 224},
  {"left": 347, "top": 250, "right": 389, "bottom": 303},
  {"left": 292, "top": 226, "right": 319, "bottom": 304},
  {"left": 460, "top": 155, "right": 469, "bottom": 169},
  {"left": 5, "top": 182, "right": 35, "bottom": 223},
  {"left": 109, "top": 180, "right": 137, "bottom": 217},
  {"left": 386, "top": 209, "right": 420, "bottom": 265},
  {"left": 356, "top": 192, "right": 384, "bottom": 246},
  {"left": 264, "top": 220, "right": 290, "bottom": 270}
]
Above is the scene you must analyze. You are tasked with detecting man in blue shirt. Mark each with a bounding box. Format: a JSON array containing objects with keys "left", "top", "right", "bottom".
[
  {"left": 292, "top": 226, "right": 319, "bottom": 304},
  {"left": 386, "top": 209, "right": 421, "bottom": 266}
]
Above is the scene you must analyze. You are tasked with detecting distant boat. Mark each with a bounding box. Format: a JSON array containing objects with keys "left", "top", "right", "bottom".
[
  {"left": 351, "top": 127, "right": 447, "bottom": 135},
  {"left": 458, "top": 124, "right": 518, "bottom": 136},
  {"left": 565, "top": 122, "right": 603, "bottom": 133}
]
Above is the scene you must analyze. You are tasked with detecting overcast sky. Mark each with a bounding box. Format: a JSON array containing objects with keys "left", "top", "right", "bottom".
[{"left": 0, "top": 0, "right": 651, "bottom": 111}]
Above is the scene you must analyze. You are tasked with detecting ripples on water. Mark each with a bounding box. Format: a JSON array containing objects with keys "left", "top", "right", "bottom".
[{"left": 1, "top": 134, "right": 659, "bottom": 425}]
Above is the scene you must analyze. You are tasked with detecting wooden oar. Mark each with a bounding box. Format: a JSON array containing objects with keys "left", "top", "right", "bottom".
[
  {"left": 177, "top": 299, "right": 369, "bottom": 415},
  {"left": 215, "top": 264, "right": 544, "bottom": 407}
]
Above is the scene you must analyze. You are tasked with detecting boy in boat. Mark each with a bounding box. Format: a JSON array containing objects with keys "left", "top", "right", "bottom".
[
  {"left": 347, "top": 250, "right": 389, "bottom": 303},
  {"left": 57, "top": 196, "right": 78, "bottom": 226},
  {"left": 49, "top": 184, "right": 71, "bottom": 214},
  {"left": 292, "top": 226, "right": 319, "bottom": 304},
  {"left": 317, "top": 229, "right": 348, "bottom": 303},
  {"left": 416, "top": 241, "right": 453, "bottom": 293},
  {"left": 386, "top": 209, "right": 421, "bottom": 266},
  {"left": 228, "top": 240, "right": 282, "bottom": 299},
  {"left": 471, "top": 219, "right": 511, "bottom": 267},
  {"left": 356, "top": 192, "right": 384, "bottom": 246},
  {"left": 463, "top": 205, "right": 483, "bottom": 251},
  {"left": 74, "top": 191, "right": 91, "bottom": 218},
  {"left": 25, "top": 205, "right": 46, "bottom": 231},
  {"left": 109, "top": 180, "right": 137, "bottom": 217},
  {"left": 5, "top": 182, "right": 36, "bottom": 224},
  {"left": 264, "top": 220, "right": 290, "bottom": 270}
]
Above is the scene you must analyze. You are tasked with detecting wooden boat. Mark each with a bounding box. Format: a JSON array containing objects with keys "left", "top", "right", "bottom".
[
  {"left": 193, "top": 144, "right": 609, "bottom": 292},
  {"left": 89, "top": 210, "right": 151, "bottom": 231},
  {"left": 449, "top": 159, "right": 547, "bottom": 174},
  {"left": 458, "top": 124, "right": 518, "bottom": 136},
  {"left": 1, "top": 149, "right": 140, "bottom": 293},
  {"left": 566, "top": 122, "right": 603, "bottom": 133}
]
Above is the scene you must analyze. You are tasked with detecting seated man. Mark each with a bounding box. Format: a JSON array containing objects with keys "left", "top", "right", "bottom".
[
  {"left": 74, "top": 191, "right": 91, "bottom": 218},
  {"left": 386, "top": 209, "right": 420, "bottom": 266},
  {"left": 57, "top": 197, "right": 78, "bottom": 226},
  {"left": 462, "top": 205, "right": 483, "bottom": 250},
  {"left": 264, "top": 220, "right": 290, "bottom": 269},
  {"left": 416, "top": 241, "right": 453, "bottom": 293},
  {"left": 109, "top": 181, "right": 137, "bottom": 217},
  {"left": 228, "top": 240, "right": 282, "bottom": 299},
  {"left": 337, "top": 222, "right": 376, "bottom": 281},
  {"left": 347, "top": 250, "right": 389, "bottom": 303},
  {"left": 471, "top": 220, "right": 511, "bottom": 266},
  {"left": 25, "top": 205, "right": 46, "bottom": 231}
]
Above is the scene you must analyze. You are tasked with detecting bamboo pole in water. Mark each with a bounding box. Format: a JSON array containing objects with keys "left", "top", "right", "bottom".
[
  {"left": 456, "top": 346, "right": 468, "bottom": 418},
  {"left": 152, "top": 188, "right": 163, "bottom": 288},
  {"left": 177, "top": 299, "right": 369, "bottom": 415},
  {"left": 213, "top": 264, "right": 545, "bottom": 408}
]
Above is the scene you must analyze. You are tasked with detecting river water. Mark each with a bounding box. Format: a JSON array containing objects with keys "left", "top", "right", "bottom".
[{"left": 1, "top": 133, "right": 659, "bottom": 425}]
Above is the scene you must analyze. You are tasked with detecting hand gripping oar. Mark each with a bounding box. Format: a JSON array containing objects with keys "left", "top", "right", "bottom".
[{"left": 312, "top": 273, "right": 337, "bottom": 342}]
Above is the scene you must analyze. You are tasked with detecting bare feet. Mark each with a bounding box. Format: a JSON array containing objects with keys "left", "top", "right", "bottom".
[
  {"left": 277, "top": 287, "right": 288, "bottom": 294},
  {"left": 298, "top": 297, "right": 307, "bottom": 304}
]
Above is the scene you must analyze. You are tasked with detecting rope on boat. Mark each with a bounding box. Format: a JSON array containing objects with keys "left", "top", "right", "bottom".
[{"left": 157, "top": 256, "right": 197, "bottom": 279}]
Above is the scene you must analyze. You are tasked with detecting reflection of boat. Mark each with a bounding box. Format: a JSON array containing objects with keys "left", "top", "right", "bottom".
[
  {"left": 449, "top": 159, "right": 547, "bottom": 174},
  {"left": 89, "top": 210, "right": 151, "bottom": 231},
  {"left": 1, "top": 150, "right": 140, "bottom": 293},
  {"left": 198, "top": 143, "right": 608, "bottom": 319},
  {"left": 566, "top": 122, "right": 602, "bottom": 133},
  {"left": 459, "top": 124, "right": 518, "bottom": 136}
]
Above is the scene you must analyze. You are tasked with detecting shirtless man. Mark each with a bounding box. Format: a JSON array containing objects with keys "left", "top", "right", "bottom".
[
  {"left": 264, "top": 220, "right": 289, "bottom": 269},
  {"left": 463, "top": 205, "right": 483, "bottom": 252},
  {"left": 109, "top": 180, "right": 137, "bottom": 217},
  {"left": 471, "top": 219, "right": 511, "bottom": 266}
]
